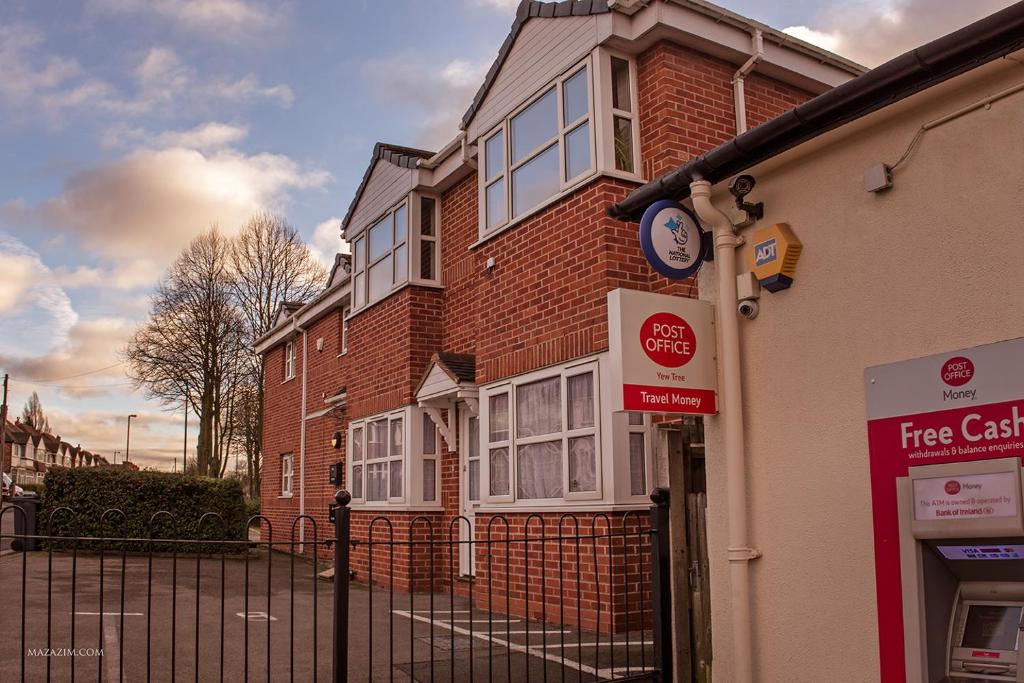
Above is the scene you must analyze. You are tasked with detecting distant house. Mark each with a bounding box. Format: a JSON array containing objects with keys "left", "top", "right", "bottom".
[{"left": 2, "top": 419, "right": 108, "bottom": 486}]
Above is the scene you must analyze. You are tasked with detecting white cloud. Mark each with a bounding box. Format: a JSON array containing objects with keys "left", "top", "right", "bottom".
[
  {"left": 0, "top": 233, "right": 78, "bottom": 358},
  {"left": 785, "top": 0, "right": 1018, "bottom": 66},
  {"left": 308, "top": 216, "right": 348, "bottom": 268},
  {"left": 88, "top": 0, "right": 281, "bottom": 41},
  {"left": 0, "top": 23, "right": 82, "bottom": 107},
  {"left": 103, "top": 121, "right": 249, "bottom": 151},
  {"left": 465, "top": 0, "right": 520, "bottom": 10},
  {"left": 0, "top": 317, "right": 134, "bottom": 398},
  {"left": 362, "top": 56, "right": 490, "bottom": 148},
  {"left": 2, "top": 146, "right": 329, "bottom": 294}
]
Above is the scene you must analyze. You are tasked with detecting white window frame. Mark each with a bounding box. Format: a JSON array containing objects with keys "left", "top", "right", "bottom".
[
  {"left": 349, "top": 406, "right": 444, "bottom": 507},
  {"left": 284, "top": 341, "right": 296, "bottom": 381},
  {"left": 350, "top": 201, "right": 409, "bottom": 310},
  {"left": 481, "top": 360, "right": 602, "bottom": 505},
  {"left": 594, "top": 48, "right": 642, "bottom": 181},
  {"left": 340, "top": 306, "right": 350, "bottom": 355},
  {"left": 421, "top": 412, "right": 439, "bottom": 503},
  {"left": 411, "top": 194, "right": 442, "bottom": 286},
  {"left": 478, "top": 57, "right": 596, "bottom": 239},
  {"left": 281, "top": 453, "right": 294, "bottom": 498},
  {"left": 626, "top": 412, "right": 650, "bottom": 498}
]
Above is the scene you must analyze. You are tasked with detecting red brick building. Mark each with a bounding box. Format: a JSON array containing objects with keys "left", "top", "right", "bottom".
[{"left": 257, "top": 0, "right": 861, "bottom": 631}]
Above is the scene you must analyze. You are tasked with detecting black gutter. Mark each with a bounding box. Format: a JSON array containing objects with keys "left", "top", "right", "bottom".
[{"left": 608, "top": 1, "right": 1024, "bottom": 222}]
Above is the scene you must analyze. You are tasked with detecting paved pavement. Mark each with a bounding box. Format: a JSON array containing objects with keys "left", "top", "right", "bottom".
[
  {"left": 0, "top": 548, "right": 653, "bottom": 682},
  {"left": 1, "top": 503, "right": 14, "bottom": 553}
]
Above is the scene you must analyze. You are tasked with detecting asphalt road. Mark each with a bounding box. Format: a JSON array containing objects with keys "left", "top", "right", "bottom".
[{"left": 0, "top": 548, "right": 653, "bottom": 682}]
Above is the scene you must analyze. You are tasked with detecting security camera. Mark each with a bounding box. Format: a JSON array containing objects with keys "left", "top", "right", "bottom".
[
  {"left": 728, "top": 175, "right": 764, "bottom": 222},
  {"left": 738, "top": 299, "right": 759, "bottom": 320},
  {"left": 729, "top": 175, "right": 756, "bottom": 199}
]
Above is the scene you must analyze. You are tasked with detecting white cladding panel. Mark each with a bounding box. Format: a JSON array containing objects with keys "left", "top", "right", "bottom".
[
  {"left": 346, "top": 160, "right": 415, "bottom": 239},
  {"left": 468, "top": 15, "right": 599, "bottom": 140},
  {"left": 418, "top": 364, "right": 458, "bottom": 400}
]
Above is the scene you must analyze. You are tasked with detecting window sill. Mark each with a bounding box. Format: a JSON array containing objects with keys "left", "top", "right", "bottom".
[
  {"left": 470, "top": 171, "right": 645, "bottom": 250},
  {"left": 474, "top": 502, "right": 650, "bottom": 514},
  {"left": 282, "top": 376, "right": 297, "bottom": 384},
  {"left": 278, "top": 494, "right": 294, "bottom": 499},
  {"left": 347, "top": 504, "right": 445, "bottom": 513}
]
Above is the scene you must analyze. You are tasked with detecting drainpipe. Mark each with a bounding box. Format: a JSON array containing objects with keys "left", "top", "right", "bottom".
[
  {"left": 296, "top": 322, "right": 308, "bottom": 547},
  {"left": 690, "top": 178, "right": 759, "bottom": 683},
  {"left": 733, "top": 30, "right": 764, "bottom": 135}
]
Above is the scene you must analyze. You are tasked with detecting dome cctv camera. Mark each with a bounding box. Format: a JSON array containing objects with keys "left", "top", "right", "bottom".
[
  {"left": 738, "top": 299, "right": 759, "bottom": 320},
  {"left": 729, "top": 174, "right": 756, "bottom": 199}
]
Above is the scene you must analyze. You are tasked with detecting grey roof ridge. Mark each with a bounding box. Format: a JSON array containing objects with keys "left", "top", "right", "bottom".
[{"left": 341, "top": 141, "right": 436, "bottom": 234}]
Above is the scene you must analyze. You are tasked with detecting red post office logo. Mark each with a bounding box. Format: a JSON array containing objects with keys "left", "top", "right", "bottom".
[
  {"left": 945, "top": 480, "right": 961, "bottom": 495},
  {"left": 640, "top": 312, "right": 696, "bottom": 368},
  {"left": 941, "top": 357, "right": 974, "bottom": 387}
]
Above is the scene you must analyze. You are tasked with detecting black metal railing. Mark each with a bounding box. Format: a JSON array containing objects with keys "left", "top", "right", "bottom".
[
  {"left": 0, "top": 489, "right": 671, "bottom": 682},
  {"left": 331, "top": 488, "right": 671, "bottom": 682}
]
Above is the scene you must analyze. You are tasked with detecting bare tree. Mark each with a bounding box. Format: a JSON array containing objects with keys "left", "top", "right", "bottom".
[
  {"left": 21, "top": 391, "right": 51, "bottom": 432},
  {"left": 126, "top": 228, "right": 248, "bottom": 477},
  {"left": 229, "top": 213, "right": 326, "bottom": 495}
]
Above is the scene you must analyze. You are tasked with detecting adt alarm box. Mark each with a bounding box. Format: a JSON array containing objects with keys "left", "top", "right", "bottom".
[
  {"left": 897, "top": 457, "right": 1024, "bottom": 681},
  {"left": 328, "top": 462, "right": 342, "bottom": 485}
]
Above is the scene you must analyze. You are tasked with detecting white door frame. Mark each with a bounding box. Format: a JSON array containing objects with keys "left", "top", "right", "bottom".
[{"left": 458, "top": 405, "right": 478, "bottom": 576}]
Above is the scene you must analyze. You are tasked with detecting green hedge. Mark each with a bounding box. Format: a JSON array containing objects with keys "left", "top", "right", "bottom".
[{"left": 42, "top": 467, "right": 247, "bottom": 554}]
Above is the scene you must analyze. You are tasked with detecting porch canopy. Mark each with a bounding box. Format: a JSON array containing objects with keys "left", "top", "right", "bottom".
[{"left": 415, "top": 352, "right": 477, "bottom": 449}]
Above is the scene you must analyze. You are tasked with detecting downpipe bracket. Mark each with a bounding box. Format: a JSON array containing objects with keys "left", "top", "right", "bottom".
[{"left": 728, "top": 545, "right": 762, "bottom": 562}]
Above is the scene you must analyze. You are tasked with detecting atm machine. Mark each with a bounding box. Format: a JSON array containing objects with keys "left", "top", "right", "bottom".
[{"left": 898, "top": 457, "right": 1024, "bottom": 682}]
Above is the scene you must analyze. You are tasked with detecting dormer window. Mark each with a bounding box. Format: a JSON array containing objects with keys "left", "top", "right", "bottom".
[
  {"left": 350, "top": 193, "right": 441, "bottom": 312},
  {"left": 481, "top": 59, "right": 594, "bottom": 237}
]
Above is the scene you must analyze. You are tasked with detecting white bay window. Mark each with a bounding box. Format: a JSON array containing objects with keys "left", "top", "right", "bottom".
[
  {"left": 483, "top": 362, "right": 600, "bottom": 503},
  {"left": 349, "top": 406, "right": 441, "bottom": 507}
]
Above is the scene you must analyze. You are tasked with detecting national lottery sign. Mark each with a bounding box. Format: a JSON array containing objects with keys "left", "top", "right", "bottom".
[
  {"left": 608, "top": 288, "right": 718, "bottom": 415},
  {"left": 638, "top": 199, "right": 708, "bottom": 280}
]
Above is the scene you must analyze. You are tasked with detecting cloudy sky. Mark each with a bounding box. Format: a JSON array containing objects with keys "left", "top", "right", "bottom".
[{"left": 0, "top": 0, "right": 1014, "bottom": 470}]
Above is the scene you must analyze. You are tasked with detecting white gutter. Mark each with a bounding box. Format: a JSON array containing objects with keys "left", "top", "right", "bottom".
[
  {"left": 690, "top": 178, "right": 759, "bottom": 683},
  {"left": 732, "top": 30, "right": 764, "bottom": 135}
]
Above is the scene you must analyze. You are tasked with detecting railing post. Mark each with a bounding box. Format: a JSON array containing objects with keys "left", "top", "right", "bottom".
[
  {"left": 650, "top": 487, "right": 673, "bottom": 681},
  {"left": 333, "top": 490, "right": 352, "bottom": 683}
]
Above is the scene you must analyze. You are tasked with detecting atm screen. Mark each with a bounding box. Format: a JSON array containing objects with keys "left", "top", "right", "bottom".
[{"left": 961, "top": 605, "right": 1023, "bottom": 651}]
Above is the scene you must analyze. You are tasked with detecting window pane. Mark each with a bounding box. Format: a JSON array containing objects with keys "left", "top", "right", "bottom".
[
  {"left": 489, "top": 447, "right": 510, "bottom": 496},
  {"left": 390, "top": 418, "right": 404, "bottom": 457},
  {"left": 354, "top": 273, "right": 365, "bottom": 307},
  {"left": 420, "top": 197, "right": 436, "bottom": 236},
  {"left": 368, "top": 216, "right": 392, "bottom": 261},
  {"left": 628, "top": 412, "right": 644, "bottom": 426},
  {"left": 511, "top": 143, "right": 558, "bottom": 217},
  {"left": 420, "top": 239, "right": 435, "bottom": 280},
  {"left": 567, "top": 372, "right": 594, "bottom": 430},
  {"left": 394, "top": 205, "right": 407, "bottom": 244},
  {"left": 517, "top": 441, "right": 562, "bottom": 499},
  {"left": 611, "top": 57, "right": 631, "bottom": 112},
  {"left": 422, "top": 412, "right": 436, "bottom": 455},
  {"left": 486, "top": 179, "right": 506, "bottom": 229},
  {"left": 368, "top": 462, "right": 386, "bottom": 501},
  {"left": 393, "top": 244, "right": 407, "bottom": 284},
  {"left": 368, "top": 256, "right": 392, "bottom": 300},
  {"left": 489, "top": 394, "right": 509, "bottom": 442},
  {"left": 613, "top": 116, "right": 634, "bottom": 173},
  {"left": 569, "top": 436, "right": 597, "bottom": 492},
  {"left": 423, "top": 459, "right": 436, "bottom": 501},
  {"left": 352, "top": 465, "right": 363, "bottom": 498},
  {"left": 629, "top": 433, "right": 647, "bottom": 496},
  {"left": 485, "top": 130, "right": 504, "bottom": 181},
  {"left": 352, "top": 427, "right": 363, "bottom": 461},
  {"left": 564, "top": 122, "right": 591, "bottom": 181},
  {"left": 368, "top": 420, "right": 387, "bottom": 460},
  {"left": 516, "top": 376, "right": 560, "bottom": 437},
  {"left": 389, "top": 460, "right": 403, "bottom": 498},
  {"left": 563, "top": 66, "right": 588, "bottom": 125},
  {"left": 469, "top": 416, "right": 479, "bottom": 459},
  {"left": 469, "top": 459, "right": 480, "bottom": 501},
  {"left": 354, "top": 237, "right": 365, "bottom": 271},
  {"left": 511, "top": 87, "right": 557, "bottom": 163}
]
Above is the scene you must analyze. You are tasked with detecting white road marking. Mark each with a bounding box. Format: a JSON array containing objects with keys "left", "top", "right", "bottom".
[
  {"left": 74, "top": 612, "right": 143, "bottom": 616},
  {"left": 103, "top": 623, "right": 122, "bottom": 683},
  {"left": 236, "top": 611, "right": 278, "bottom": 621},
  {"left": 393, "top": 609, "right": 650, "bottom": 679},
  {"left": 448, "top": 618, "right": 521, "bottom": 624}
]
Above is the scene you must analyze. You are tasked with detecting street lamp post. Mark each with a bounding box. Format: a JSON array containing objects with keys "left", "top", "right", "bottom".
[{"left": 125, "top": 414, "right": 138, "bottom": 464}]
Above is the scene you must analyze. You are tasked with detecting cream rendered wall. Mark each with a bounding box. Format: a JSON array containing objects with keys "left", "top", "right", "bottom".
[{"left": 696, "top": 52, "right": 1024, "bottom": 682}]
